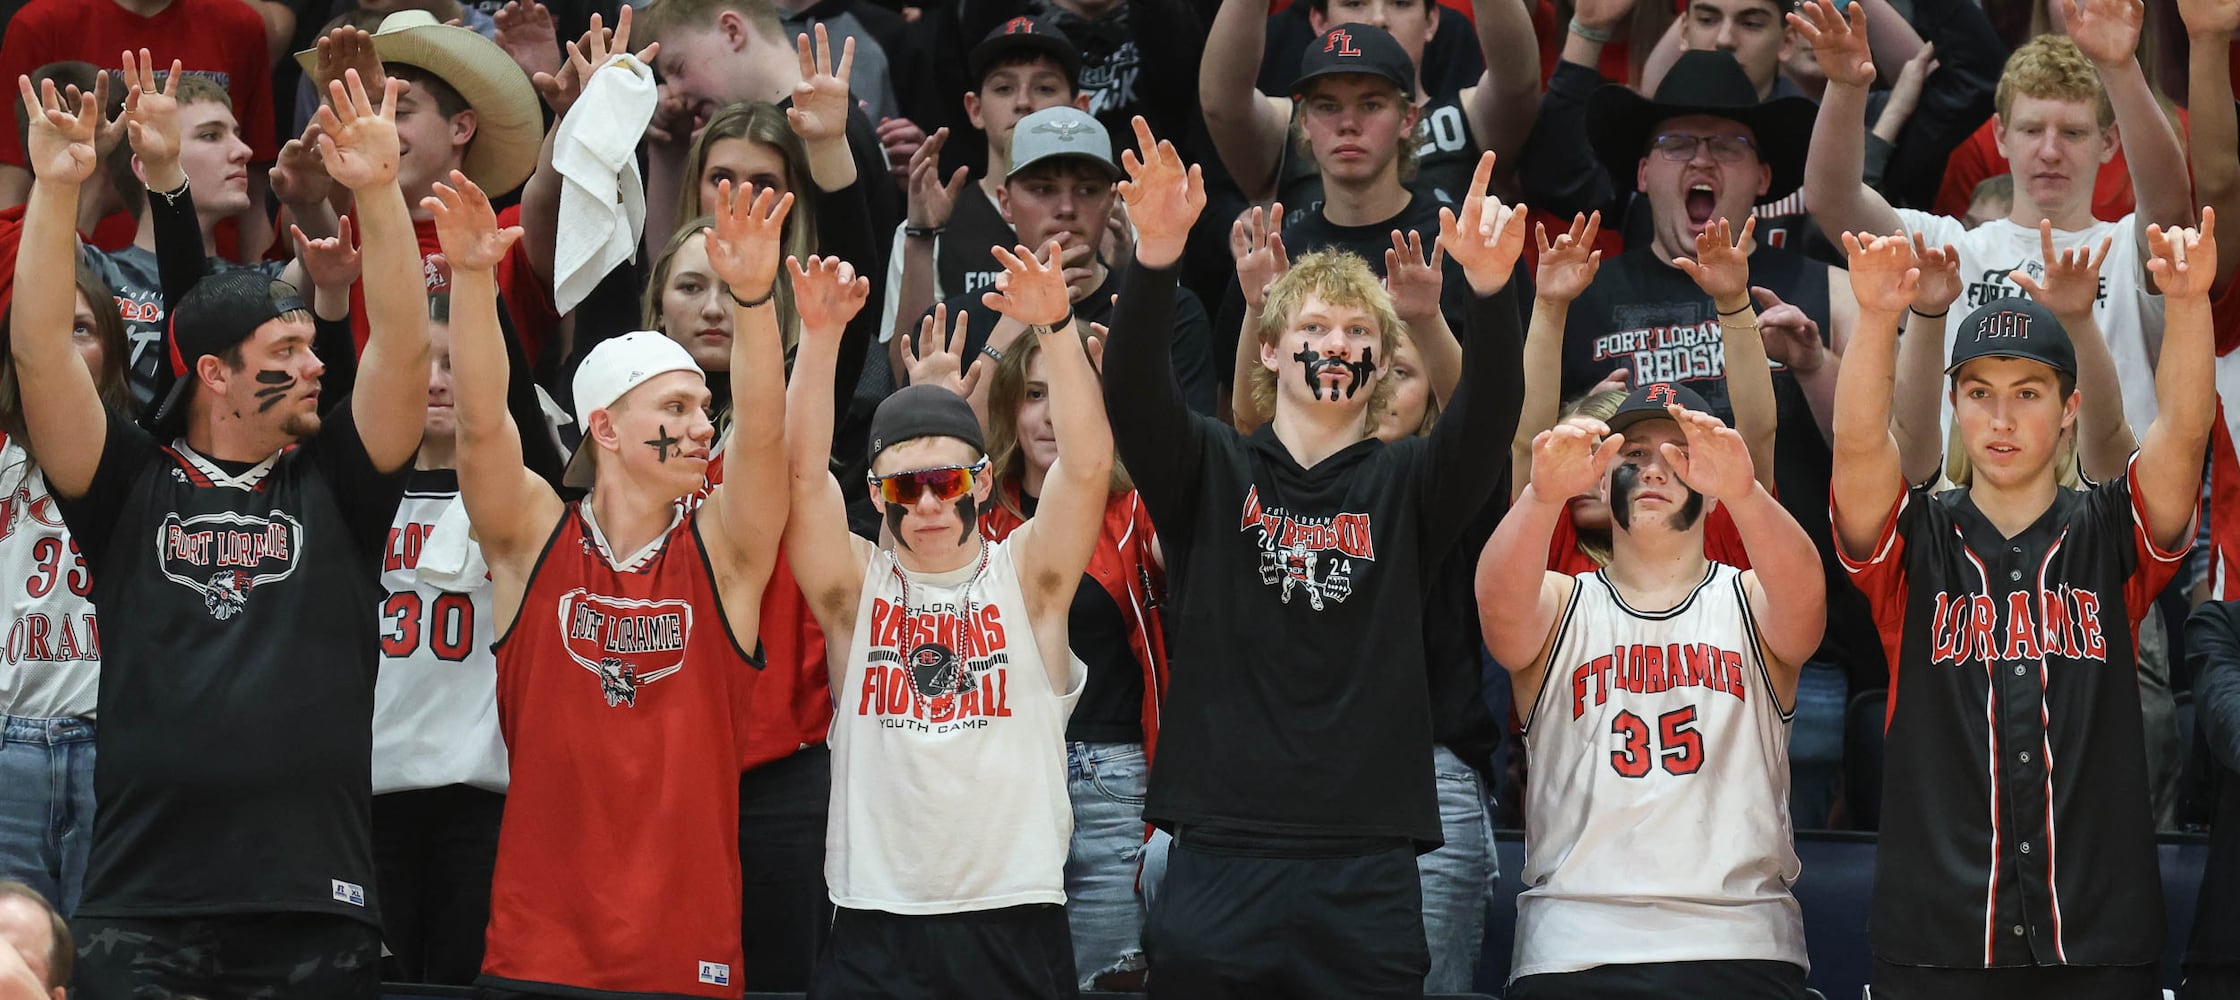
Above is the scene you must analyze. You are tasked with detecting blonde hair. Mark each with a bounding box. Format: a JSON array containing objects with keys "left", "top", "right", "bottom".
[
  {"left": 641, "top": 0, "right": 784, "bottom": 43},
  {"left": 673, "top": 103, "right": 817, "bottom": 347},
  {"left": 985, "top": 333, "right": 1133, "bottom": 521},
  {"left": 1250, "top": 249, "right": 1403, "bottom": 424},
  {"left": 1940, "top": 416, "right": 2084, "bottom": 490},
  {"left": 1561, "top": 386, "right": 1629, "bottom": 568},
  {"left": 1994, "top": 35, "right": 2115, "bottom": 130}
]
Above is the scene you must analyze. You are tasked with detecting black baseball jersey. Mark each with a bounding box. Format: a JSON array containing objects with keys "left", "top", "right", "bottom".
[
  {"left": 1836, "top": 460, "right": 2188, "bottom": 968},
  {"left": 56, "top": 403, "right": 407, "bottom": 926}
]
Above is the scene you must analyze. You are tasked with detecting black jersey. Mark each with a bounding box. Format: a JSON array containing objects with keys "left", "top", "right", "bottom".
[
  {"left": 57, "top": 403, "right": 408, "bottom": 925},
  {"left": 1276, "top": 90, "right": 1479, "bottom": 229},
  {"left": 933, "top": 185, "right": 1015, "bottom": 305},
  {"left": 1837, "top": 463, "right": 2187, "bottom": 968}
]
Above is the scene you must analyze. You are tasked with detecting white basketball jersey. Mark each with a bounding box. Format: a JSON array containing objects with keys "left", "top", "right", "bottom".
[
  {"left": 829, "top": 537, "right": 1085, "bottom": 915},
  {"left": 371, "top": 474, "right": 507, "bottom": 795},
  {"left": 0, "top": 436, "right": 100, "bottom": 719},
  {"left": 1513, "top": 562, "right": 1806, "bottom": 980}
]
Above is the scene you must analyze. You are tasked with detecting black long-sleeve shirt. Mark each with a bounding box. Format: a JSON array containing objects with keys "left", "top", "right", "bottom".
[
  {"left": 2185, "top": 600, "right": 2240, "bottom": 970},
  {"left": 1103, "top": 258, "right": 1522, "bottom": 849}
]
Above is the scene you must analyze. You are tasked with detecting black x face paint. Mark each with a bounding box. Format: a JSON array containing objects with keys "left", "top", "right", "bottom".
[
  {"left": 644, "top": 425, "right": 682, "bottom": 462},
  {"left": 1291, "top": 345, "right": 1378, "bottom": 401},
  {"left": 253, "top": 369, "right": 296, "bottom": 413},
  {"left": 1610, "top": 461, "right": 1704, "bottom": 533}
]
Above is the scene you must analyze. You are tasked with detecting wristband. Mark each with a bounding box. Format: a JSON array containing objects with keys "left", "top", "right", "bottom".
[
  {"left": 729, "top": 284, "right": 776, "bottom": 309},
  {"left": 981, "top": 344, "right": 1004, "bottom": 363},
  {"left": 1028, "top": 313, "right": 1075, "bottom": 337},
  {"left": 1568, "top": 18, "right": 1614, "bottom": 43},
  {"left": 1717, "top": 301, "right": 1753, "bottom": 317},
  {"left": 1910, "top": 305, "right": 1950, "bottom": 318},
  {"left": 904, "top": 225, "right": 944, "bottom": 239}
]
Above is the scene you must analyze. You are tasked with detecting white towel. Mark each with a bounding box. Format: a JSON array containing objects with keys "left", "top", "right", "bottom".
[
  {"left": 552, "top": 53, "right": 655, "bottom": 314},
  {"left": 415, "top": 495, "right": 490, "bottom": 591}
]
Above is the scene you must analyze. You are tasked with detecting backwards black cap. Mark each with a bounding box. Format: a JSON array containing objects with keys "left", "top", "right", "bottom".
[
  {"left": 148, "top": 269, "right": 309, "bottom": 442},
  {"left": 1946, "top": 297, "right": 2076, "bottom": 378},
  {"left": 867, "top": 384, "right": 986, "bottom": 469}
]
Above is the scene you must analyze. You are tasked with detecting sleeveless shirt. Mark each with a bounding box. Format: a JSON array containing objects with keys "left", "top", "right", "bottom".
[
  {"left": 0, "top": 433, "right": 100, "bottom": 720},
  {"left": 371, "top": 469, "right": 506, "bottom": 795}
]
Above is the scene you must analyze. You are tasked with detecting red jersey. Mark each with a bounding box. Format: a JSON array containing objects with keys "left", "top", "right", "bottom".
[
  {"left": 482, "top": 503, "right": 753, "bottom": 998},
  {"left": 0, "top": 0, "right": 276, "bottom": 167},
  {"left": 348, "top": 208, "right": 557, "bottom": 366},
  {"left": 1544, "top": 502, "right": 1754, "bottom": 576},
  {"left": 701, "top": 451, "right": 833, "bottom": 770}
]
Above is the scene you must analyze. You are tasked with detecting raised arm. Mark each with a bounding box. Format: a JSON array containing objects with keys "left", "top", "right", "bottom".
[
  {"left": 1673, "top": 216, "right": 1778, "bottom": 491},
  {"left": 1105, "top": 117, "right": 1211, "bottom": 501},
  {"left": 2181, "top": 0, "right": 2239, "bottom": 292},
  {"left": 1228, "top": 202, "right": 1289, "bottom": 433},
  {"left": 1465, "top": 0, "right": 1541, "bottom": 166},
  {"left": 1794, "top": 0, "right": 1906, "bottom": 243},
  {"left": 1424, "top": 150, "right": 1529, "bottom": 547},
  {"left": 702, "top": 183, "right": 798, "bottom": 586},
  {"left": 1200, "top": 0, "right": 1293, "bottom": 203},
  {"left": 520, "top": 11, "right": 656, "bottom": 287},
  {"left": 425, "top": 176, "right": 563, "bottom": 573},
  {"left": 783, "top": 251, "right": 878, "bottom": 653},
  {"left": 1385, "top": 228, "right": 1460, "bottom": 406},
  {"left": 2065, "top": 0, "right": 2192, "bottom": 274},
  {"left": 1479, "top": 421, "right": 1616, "bottom": 671},
  {"left": 318, "top": 72, "right": 428, "bottom": 473},
  {"left": 1891, "top": 234, "right": 1963, "bottom": 484},
  {"left": 788, "top": 26, "right": 861, "bottom": 194},
  {"left": 8, "top": 77, "right": 111, "bottom": 497},
  {"left": 2132, "top": 213, "right": 2219, "bottom": 550},
  {"left": 888, "top": 129, "right": 971, "bottom": 382},
  {"left": 2010, "top": 225, "right": 2135, "bottom": 482},
  {"left": 1831, "top": 232, "right": 1921, "bottom": 558},
  {"left": 1513, "top": 211, "right": 1603, "bottom": 503},
  {"left": 1667, "top": 405, "right": 1824, "bottom": 684}
]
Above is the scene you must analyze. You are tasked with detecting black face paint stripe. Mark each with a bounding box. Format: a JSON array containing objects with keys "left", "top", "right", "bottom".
[
  {"left": 886, "top": 501, "right": 912, "bottom": 551},
  {"left": 1611, "top": 461, "right": 1639, "bottom": 532},
  {"left": 1294, "top": 345, "right": 1378, "bottom": 402},
  {"left": 644, "top": 425, "right": 681, "bottom": 462},
  {"left": 956, "top": 495, "right": 978, "bottom": 546},
  {"left": 253, "top": 369, "right": 296, "bottom": 413}
]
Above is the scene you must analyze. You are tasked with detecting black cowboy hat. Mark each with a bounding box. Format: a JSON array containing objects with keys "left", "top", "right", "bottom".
[{"left": 1586, "top": 50, "right": 1818, "bottom": 206}]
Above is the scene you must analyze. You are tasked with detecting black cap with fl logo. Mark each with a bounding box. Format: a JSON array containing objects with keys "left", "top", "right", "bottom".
[
  {"left": 1291, "top": 24, "right": 1415, "bottom": 103},
  {"left": 1945, "top": 297, "right": 2076, "bottom": 378},
  {"left": 1607, "top": 380, "right": 1718, "bottom": 434}
]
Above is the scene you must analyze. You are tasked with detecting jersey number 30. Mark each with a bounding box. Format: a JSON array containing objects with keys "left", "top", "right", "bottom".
[
  {"left": 380, "top": 591, "right": 475, "bottom": 661},
  {"left": 1610, "top": 707, "right": 1705, "bottom": 778}
]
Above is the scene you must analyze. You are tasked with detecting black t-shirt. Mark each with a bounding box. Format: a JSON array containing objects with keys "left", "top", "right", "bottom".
[
  {"left": 1020, "top": 493, "right": 1144, "bottom": 743},
  {"left": 915, "top": 266, "right": 1220, "bottom": 416},
  {"left": 934, "top": 186, "right": 1014, "bottom": 304},
  {"left": 1276, "top": 90, "right": 1481, "bottom": 229},
  {"left": 58, "top": 401, "right": 408, "bottom": 925}
]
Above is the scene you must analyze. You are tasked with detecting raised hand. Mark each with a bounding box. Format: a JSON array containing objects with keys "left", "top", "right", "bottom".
[
  {"left": 2066, "top": 0, "right": 2146, "bottom": 67},
  {"left": 1752, "top": 286, "right": 1828, "bottom": 373},
  {"left": 1531, "top": 420, "right": 1623, "bottom": 501},
  {"left": 1662, "top": 405, "right": 1755, "bottom": 502},
  {"left": 1787, "top": 0, "right": 1876, "bottom": 88},
  {"left": 292, "top": 216, "right": 362, "bottom": 289},
  {"left": 421, "top": 172, "right": 522, "bottom": 272},
  {"left": 1385, "top": 229, "right": 1446, "bottom": 324},
  {"left": 312, "top": 26, "right": 388, "bottom": 111},
  {"left": 1117, "top": 116, "right": 1207, "bottom": 269},
  {"left": 1230, "top": 202, "right": 1290, "bottom": 309},
  {"left": 879, "top": 115, "right": 927, "bottom": 180},
  {"left": 1439, "top": 151, "right": 1529, "bottom": 295},
  {"left": 1909, "top": 234, "right": 1963, "bottom": 315},
  {"left": 493, "top": 1, "right": 563, "bottom": 85},
  {"left": 1843, "top": 231, "right": 1922, "bottom": 315},
  {"left": 270, "top": 121, "right": 333, "bottom": 207},
  {"left": 2178, "top": 0, "right": 2240, "bottom": 36},
  {"left": 705, "top": 180, "right": 796, "bottom": 302},
  {"left": 16, "top": 76, "right": 101, "bottom": 185},
  {"left": 2146, "top": 207, "right": 2220, "bottom": 300},
  {"left": 1880, "top": 43, "right": 1939, "bottom": 126},
  {"left": 787, "top": 253, "right": 872, "bottom": 334},
  {"left": 1673, "top": 215, "right": 1755, "bottom": 304},
  {"left": 120, "top": 50, "right": 182, "bottom": 169},
  {"left": 900, "top": 303, "right": 990, "bottom": 399},
  {"left": 785, "top": 24, "right": 855, "bottom": 144},
  {"left": 1103, "top": 199, "right": 1136, "bottom": 271},
  {"left": 982, "top": 241, "right": 1074, "bottom": 326},
  {"left": 539, "top": 8, "right": 659, "bottom": 119},
  {"left": 2010, "top": 222, "right": 2113, "bottom": 319},
  {"left": 314, "top": 70, "right": 404, "bottom": 191},
  {"left": 906, "top": 127, "right": 969, "bottom": 229},
  {"left": 1572, "top": 0, "right": 1634, "bottom": 31},
  {"left": 1534, "top": 211, "right": 1603, "bottom": 304}
]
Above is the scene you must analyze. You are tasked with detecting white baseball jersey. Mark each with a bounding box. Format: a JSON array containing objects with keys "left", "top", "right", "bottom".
[
  {"left": 1512, "top": 562, "right": 1806, "bottom": 980},
  {"left": 829, "top": 537, "right": 1084, "bottom": 915},
  {"left": 0, "top": 435, "right": 100, "bottom": 719},
  {"left": 371, "top": 471, "right": 507, "bottom": 795}
]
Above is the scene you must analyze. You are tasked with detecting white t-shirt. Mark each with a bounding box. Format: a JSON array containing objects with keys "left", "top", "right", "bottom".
[{"left": 1896, "top": 211, "right": 2166, "bottom": 437}]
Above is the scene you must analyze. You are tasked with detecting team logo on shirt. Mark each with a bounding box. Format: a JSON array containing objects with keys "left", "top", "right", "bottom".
[
  {"left": 1587, "top": 317, "right": 1728, "bottom": 388},
  {"left": 1238, "top": 485, "right": 1374, "bottom": 611},
  {"left": 156, "top": 511, "right": 303, "bottom": 620},
  {"left": 557, "top": 589, "right": 693, "bottom": 707},
  {"left": 1965, "top": 261, "right": 2109, "bottom": 310},
  {"left": 860, "top": 598, "right": 1013, "bottom": 733},
  {"left": 1927, "top": 586, "right": 2110, "bottom": 666}
]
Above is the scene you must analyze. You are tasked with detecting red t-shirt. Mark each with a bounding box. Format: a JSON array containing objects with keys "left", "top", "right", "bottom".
[
  {"left": 347, "top": 207, "right": 556, "bottom": 366},
  {"left": 1932, "top": 107, "right": 2191, "bottom": 224},
  {"left": 484, "top": 504, "right": 750, "bottom": 997},
  {"left": 1543, "top": 500, "right": 1754, "bottom": 576},
  {"left": 0, "top": 0, "right": 276, "bottom": 168}
]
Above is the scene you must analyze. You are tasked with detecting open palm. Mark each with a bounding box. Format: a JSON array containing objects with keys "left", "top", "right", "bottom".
[
  {"left": 424, "top": 173, "right": 522, "bottom": 271},
  {"left": 706, "top": 181, "right": 794, "bottom": 299},
  {"left": 786, "top": 24, "right": 854, "bottom": 144},
  {"left": 16, "top": 77, "right": 101, "bottom": 184},
  {"left": 1117, "top": 116, "right": 1206, "bottom": 268},
  {"left": 1664, "top": 406, "right": 1753, "bottom": 501},
  {"left": 314, "top": 71, "right": 402, "bottom": 191},
  {"left": 1843, "top": 231, "right": 1921, "bottom": 314},
  {"left": 788, "top": 254, "right": 870, "bottom": 332},
  {"left": 2067, "top": 0, "right": 2145, "bottom": 66}
]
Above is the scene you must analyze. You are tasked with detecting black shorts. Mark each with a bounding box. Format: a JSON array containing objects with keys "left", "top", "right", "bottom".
[
  {"left": 810, "top": 903, "right": 1077, "bottom": 1000},
  {"left": 1506, "top": 959, "right": 1809, "bottom": 1000},
  {"left": 71, "top": 912, "right": 380, "bottom": 1000},
  {"left": 2183, "top": 965, "right": 2240, "bottom": 1000},
  {"left": 1142, "top": 840, "right": 1426, "bottom": 1000},
  {"left": 1872, "top": 959, "right": 2161, "bottom": 1000}
]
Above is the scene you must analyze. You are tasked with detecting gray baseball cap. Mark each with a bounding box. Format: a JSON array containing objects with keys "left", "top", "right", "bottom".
[{"left": 1006, "top": 107, "right": 1119, "bottom": 181}]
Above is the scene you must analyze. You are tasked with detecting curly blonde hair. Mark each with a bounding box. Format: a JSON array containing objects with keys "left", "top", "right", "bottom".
[
  {"left": 1250, "top": 249, "right": 1403, "bottom": 426},
  {"left": 1994, "top": 35, "right": 2114, "bottom": 130}
]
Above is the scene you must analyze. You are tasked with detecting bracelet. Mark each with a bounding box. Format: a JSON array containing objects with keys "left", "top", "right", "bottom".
[
  {"left": 1028, "top": 313, "right": 1075, "bottom": 337},
  {"left": 904, "top": 225, "right": 944, "bottom": 239},
  {"left": 150, "top": 177, "right": 190, "bottom": 207},
  {"left": 1910, "top": 305, "right": 1950, "bottom": 318},
  {"left": 981, "top": 344, "right": 1004, "bottom": 363},
  {"left": 1568, "top": 18, "right": 1614, "bottom": 43},
  {"left": 728, "top": 284, "right": 776, "bottom": 308},
  {"left": 1717, "top": 301, "right": 1753, "bottom": 317},
  {"left": 1718, "top": 315, "right": 1760, "bottom": 330}
]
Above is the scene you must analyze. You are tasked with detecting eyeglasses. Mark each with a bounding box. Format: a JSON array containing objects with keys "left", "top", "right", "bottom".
[
  {"left": 1649, "top": 133, "right": 1759, "bottom": 164},
  {"left": 870, "top": 461, "right": 988, "bottom": 505}
]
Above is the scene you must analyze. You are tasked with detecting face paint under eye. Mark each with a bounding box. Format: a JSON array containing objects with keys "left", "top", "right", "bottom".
[
  {"left": 253, "top": 369, "right": 296, "bottom": 413},
  {"left": 1608, "top": 460, "right": 1706, "bottom": 533},
  {"left": 1291, "top": 345, "right": 1378, "bottom": 401},
  {"left": 644, "top": 424, "right": 682, "bottom": 461}
]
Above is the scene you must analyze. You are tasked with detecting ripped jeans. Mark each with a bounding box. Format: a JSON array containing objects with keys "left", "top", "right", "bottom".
[{"left": 1064, "top": 741, "right": 1149, "bottom": 990}]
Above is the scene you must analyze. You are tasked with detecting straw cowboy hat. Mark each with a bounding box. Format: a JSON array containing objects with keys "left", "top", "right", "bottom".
[{"left": 294, "top": 9, "right": 542, "bottom": 194}]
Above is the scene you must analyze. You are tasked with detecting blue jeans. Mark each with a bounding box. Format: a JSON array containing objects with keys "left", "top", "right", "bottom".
[
  {"left": 1065, "top": 741, "right": 1149, "bottom": 990},
  {"left": 0, "top": 715, "right": 96, "bottom": 915},
  {"left": 1419, "top": 743, "right": 1498, "bottom": 992}
]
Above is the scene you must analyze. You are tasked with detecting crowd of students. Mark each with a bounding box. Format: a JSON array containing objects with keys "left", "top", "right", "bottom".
[{"left": 0, "top": 0, "right": 2235, "bottom": 997}]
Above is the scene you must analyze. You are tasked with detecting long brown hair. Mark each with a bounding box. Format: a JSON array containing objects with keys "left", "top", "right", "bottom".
[
  {"left": 0, "top": 264, "right": 133, "bottom": 469},
  {"left": 677, "top": 102, "right": 816, "bottom": 347},
  {"left": 986, "top": 333, "right": 1132, "bottom": 521}
]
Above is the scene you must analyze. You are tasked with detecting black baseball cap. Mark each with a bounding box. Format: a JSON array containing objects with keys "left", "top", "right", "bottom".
[
  {"left": 967, "top": 16, "right": 1081, "bottom": 89},
  {"left": 1606, "top": 381, "right": 1718, "bottom": 434},
  {"left": 148, "top": 270, "right": 310, "bottom": 442},
  {"left": 1292, "top": 24, "right": 1415, "bottom": 102},
  {"left": 1946, "top": 297, "right": 2076, "bottom": 378},
  {"left": 867, "top": 385, "right": 986, "bottom": 469}
]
